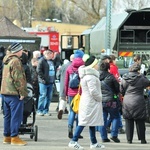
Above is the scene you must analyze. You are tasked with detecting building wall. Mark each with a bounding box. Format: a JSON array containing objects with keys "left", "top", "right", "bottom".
[{"left": 31, "top": 21, "right": 91, "bottom": 35}]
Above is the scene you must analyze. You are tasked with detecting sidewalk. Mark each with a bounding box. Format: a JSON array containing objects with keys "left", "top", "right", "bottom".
[{"left": 0, "top": 102, "right": 150, "bottom": 150}]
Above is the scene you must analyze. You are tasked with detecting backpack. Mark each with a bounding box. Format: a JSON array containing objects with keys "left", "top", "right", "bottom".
[{"left": 69, "top": 67, "right": 80, "bottom": 89}]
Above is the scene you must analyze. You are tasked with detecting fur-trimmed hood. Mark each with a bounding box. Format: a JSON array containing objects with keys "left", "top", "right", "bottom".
[{"left": 78, "top": 65, "right": 99, "bottom": 79}]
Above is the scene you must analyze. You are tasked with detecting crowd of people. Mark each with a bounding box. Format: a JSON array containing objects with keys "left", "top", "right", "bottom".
[
  {"left": 0, "top": 42, "right": 150, "bottom": 149},
  {"left": 0, "top": 43, "right": 62, "bottom": 146}
]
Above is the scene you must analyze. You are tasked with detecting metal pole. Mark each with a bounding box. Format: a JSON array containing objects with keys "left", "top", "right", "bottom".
[{"left": 105, "top": 0, "right": 112, "bottom": 55}]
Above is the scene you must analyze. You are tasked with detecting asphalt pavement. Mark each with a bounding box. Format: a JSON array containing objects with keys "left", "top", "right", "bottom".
[{"left": 0, "top": 102, "right": 150, "bottom": 150}]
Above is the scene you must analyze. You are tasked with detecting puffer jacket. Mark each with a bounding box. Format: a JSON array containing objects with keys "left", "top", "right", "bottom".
[
  {"left": 99, "top": 71, "right": 120, "bottom": 103},
  {"left": 78, "top": 65, "right": 103, "bottom": 126},
  {"left": 1, "top": 54, "right": 28, "bottom": 97},
  {"left": 120, "top": 72, "right": 150, "bottom": 120}
]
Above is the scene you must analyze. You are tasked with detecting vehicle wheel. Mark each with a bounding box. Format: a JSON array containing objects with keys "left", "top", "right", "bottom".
[{"left": 34, "top": 125, "right": 38, "bottom": 141}]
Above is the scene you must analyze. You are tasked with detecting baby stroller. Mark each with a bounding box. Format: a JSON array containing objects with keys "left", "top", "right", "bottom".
[{"left": 19, "top": 83, "right": 38, "bottom": 141}]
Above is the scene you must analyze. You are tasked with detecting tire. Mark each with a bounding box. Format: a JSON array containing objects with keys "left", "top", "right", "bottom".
[
  {"left": 34, "top": 125, "right": 38, "bottom": 141},
  {"left": 30, "top": 134, "right": 33, "bottom": 139}
]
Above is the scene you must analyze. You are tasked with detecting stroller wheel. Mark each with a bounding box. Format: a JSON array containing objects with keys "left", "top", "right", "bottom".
[
  {"left": 30, "top": 134, "right": 33, "bottom": 139},
  {"left": 34, "top": 125, "right": 38, "bottom": 141}
]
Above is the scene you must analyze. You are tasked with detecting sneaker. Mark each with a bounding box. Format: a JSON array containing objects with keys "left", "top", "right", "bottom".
[
  {"left": 102, "top": 139, "right": 110, "bottom": 142},
  {"left": 44, "top": 113, "right": 52, "bottom": 116},
  {"left": 11, "top": 136, "right": 27, "bottom": 146},
  {"left": 68, "top": 141, "right": 84, "bottom": 150},
  {"left": 37, "top": 112, "right": 44, "bottom": 116},
  {"left": 57, "top": 110, "right": 63, "bottom": 119},
  {"left": 110, "top": 137, "right": 120, "bottom": 143},
  {"left": 90, "top": 143, "right": 105, "bottom": 149},
  {"left": 3, "top": 136, "right": 11, "bottom": 144},
  {"left": 118, "top": 128, "right": 125, "bottom": 134}
]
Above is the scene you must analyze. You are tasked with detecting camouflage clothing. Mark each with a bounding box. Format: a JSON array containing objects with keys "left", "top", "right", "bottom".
[{"left": 1, "top": 54, "right": 28, "bottom": 97}]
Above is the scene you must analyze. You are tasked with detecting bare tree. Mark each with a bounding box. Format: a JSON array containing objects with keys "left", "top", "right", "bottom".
[
  {"left": 113, "top": 0, "right": 150, "bottom": 13},
  {"left": 14, "top": 0, "right": 35, "bottom": 27}
]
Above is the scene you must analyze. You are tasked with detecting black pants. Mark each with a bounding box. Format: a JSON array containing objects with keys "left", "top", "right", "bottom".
[{"left": 125, "top": 119, "right": 146, "bottom": 142}]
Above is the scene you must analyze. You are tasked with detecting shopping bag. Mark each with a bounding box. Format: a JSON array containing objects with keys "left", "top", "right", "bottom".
[
  {"left": 70, "top": 93, "right": 80, "bottom": 114},
  {"left": 70, "top": 85, "right": 81, "bottom": 113}
]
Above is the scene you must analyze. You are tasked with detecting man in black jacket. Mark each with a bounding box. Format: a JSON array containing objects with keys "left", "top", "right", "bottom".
[{"left": 37, "top": 49, "right": 55, "bottom": 116}]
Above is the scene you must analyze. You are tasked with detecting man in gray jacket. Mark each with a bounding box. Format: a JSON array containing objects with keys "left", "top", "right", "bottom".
[{"left": 57, "top": 54, "right": 74, "bottom": 119}]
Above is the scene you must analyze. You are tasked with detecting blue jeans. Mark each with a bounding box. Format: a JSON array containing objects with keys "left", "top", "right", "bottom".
[
  {"left": 38, "top": 83, "right": 53, "bottom": 114},
  {"left": 3, "top": 95, "right": 23, "bottom": 137},
  {"left": 107, "top": 112, "right": 123, "bottom": 128},
  {"left": 72, "top": 126, "right": 97, "bottom": 144},
  {"left": 68, "top": 96, "right": 78, "bottom": 128},
  {"left": 99, "top": 107, "right": 120, "bottom": 139}
]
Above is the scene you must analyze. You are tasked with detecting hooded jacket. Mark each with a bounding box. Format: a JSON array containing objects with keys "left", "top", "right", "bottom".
[
  {"left": 1, "top": 54, "right": 27, "bottom": 97},
  {"left": 99, "top": 71, "right": 120, "bottom": 103},
  {"left": 78, "top": 65, "right": 103, "bottom": 126},
  {"left": 65, "top": 57, "right": 84, "bottom": 96},
  {"left": 120, "top": 72, "right": 150, "bottom": 120}
]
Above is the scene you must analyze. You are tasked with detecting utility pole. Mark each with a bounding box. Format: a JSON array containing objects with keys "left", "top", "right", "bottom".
[{"left": 105, "top": 0, "right": 112, "bottom": 55}]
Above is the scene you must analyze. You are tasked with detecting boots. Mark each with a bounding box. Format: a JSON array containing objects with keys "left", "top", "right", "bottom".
[
  {"left": 3, "top": 136, "right": 11, "bottom": 144},
  {"left": 68, "top": 126, "right": 73, "bottom": 138},
  {"left": 11, "top": 136, "right": 27, "bottom": 146},
  {"left": 57, "top": 110, "right": 63, "bottom": 119}
]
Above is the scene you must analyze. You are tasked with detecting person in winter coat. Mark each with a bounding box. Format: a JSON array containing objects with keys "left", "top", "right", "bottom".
[
  {"left": 120, "top": 62, "right": 150, "bottom": 144},
  {"left": 107, "top": 54, "right": 125, "bottom": 134},
  {"left": 31, "top": 58, "right": 39, "bottom": 109},
  {"left": 0, "top": 46, "right": 6, "bottom": 112},
  {"left": 109, "top": 55, "right": 121, "bottom": 82},
  {"left": 68, "top": 54, "right": 105, "bottom": 149},
  {"left": 21, "top": 52, "right": 32, "bottom": 84},
  {"left": 1, "top": 42, "right": 28, "bottom": 146},
  {"left": 57, "top": 54, "right": 74, "bottom": 120},
  {"left": 65, "top": 50, "right": 84, "bottom": 139},
  {"left": 99, "top": 62, "right": 120, "bottom": 143},
  {"left": 37, "top": 49, "right": 55, "bottom": 116}
]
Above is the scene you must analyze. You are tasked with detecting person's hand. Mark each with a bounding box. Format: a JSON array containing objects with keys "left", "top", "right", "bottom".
[
  {"left": 20, "top": 96, "right": 24, "bottom": 100},
  {"left": 66, "top": 96, "right": 68, "bottom": 101},
  {"left": 42, "top": 80, "right": 46, "bottom": 84}
]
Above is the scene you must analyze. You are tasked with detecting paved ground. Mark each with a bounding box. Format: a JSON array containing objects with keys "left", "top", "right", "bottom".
[{"left": 0, "top": 102, "right": 150, "bottom": 150}]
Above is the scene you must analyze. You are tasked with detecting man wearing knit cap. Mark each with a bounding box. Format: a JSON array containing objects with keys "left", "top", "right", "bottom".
[{"left": 1, "top": 42, "right": 28, "bottom": 146}]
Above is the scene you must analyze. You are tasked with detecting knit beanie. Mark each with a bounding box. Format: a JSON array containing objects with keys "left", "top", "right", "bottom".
[
  {"left": 82, "top": 54, "right": 98, "bottom": 68},
  {"left": 10, "top": 42, "right": 23, "bottom": 53},
  {"left": 74, "top": 50, "right": 84, "bottom": 58}
]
